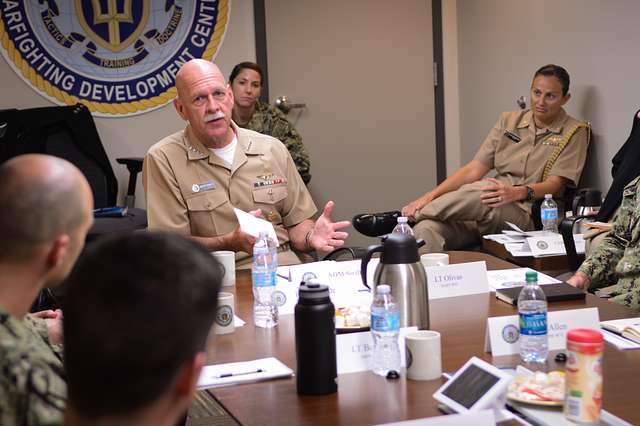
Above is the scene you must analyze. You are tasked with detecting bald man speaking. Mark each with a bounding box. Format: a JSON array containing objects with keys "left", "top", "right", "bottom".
[{"left": 143, "top": 59, "right": 349, "bottom": 266}]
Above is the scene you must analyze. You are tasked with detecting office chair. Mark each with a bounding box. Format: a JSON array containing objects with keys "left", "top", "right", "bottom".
[
  {"left": 0, "top": 103, "right": 147, "bottom": 242},
  {"left": 560, "top": 108, "right": 640, "bottom": 271}
]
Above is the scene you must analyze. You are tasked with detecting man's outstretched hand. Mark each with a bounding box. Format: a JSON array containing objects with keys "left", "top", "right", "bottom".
[{"left": 309, "top": 201, "right": 350, "bottom": 252}]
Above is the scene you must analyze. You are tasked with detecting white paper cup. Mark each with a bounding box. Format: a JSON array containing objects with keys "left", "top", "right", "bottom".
[
  {"left": 211, "top": 250, "right": 236, "bottom": 287},
  {"left": 405, "top": 330, "right": 442, "bottom": 380},
  {"left": 420, "top": 253, "right": 449, "bottom": 269},
  {"left": 214, "top": 292, "right": 235, "bottom": 335}
]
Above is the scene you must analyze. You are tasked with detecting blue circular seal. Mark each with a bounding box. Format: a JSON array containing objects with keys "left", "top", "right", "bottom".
[{"left": 0, "top": 0, "right": 230, "bottom": 116}]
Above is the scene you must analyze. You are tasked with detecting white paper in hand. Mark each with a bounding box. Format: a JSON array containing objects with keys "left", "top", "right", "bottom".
[{"left": 233, "top": 208, "right": 279, "bottom": 246}]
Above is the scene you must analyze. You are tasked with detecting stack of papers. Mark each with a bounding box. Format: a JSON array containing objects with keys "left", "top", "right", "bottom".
[
  {"left": 486, "top": 267, "right": 560, "bottom": 290},
  {"left": 197, "top": 357, "right": 293, "bottom": 389},
  {"left": 600, "top": 317, "right": 640, "bottom": 350},
  {"left": 484, "top": 221, "right": 584, "bottom": 257}
]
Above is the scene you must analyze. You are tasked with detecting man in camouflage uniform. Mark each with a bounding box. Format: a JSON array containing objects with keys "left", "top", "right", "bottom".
[
  {"left": 568, "top": 176, "right": 640, "bottom": 310},
  {"left": 244, "top": 100, "right": 311, "bottom": 183},
  {"left": 0, "top": 155, "right": 94, "bottom": 425},
  {"left": 229, "top": 61, "right": 312, "bottom": 183}
]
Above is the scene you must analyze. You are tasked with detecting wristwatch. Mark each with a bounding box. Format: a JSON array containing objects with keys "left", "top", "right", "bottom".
[{"left": 524, "top": 185, "right": 535, "bottom": 202}]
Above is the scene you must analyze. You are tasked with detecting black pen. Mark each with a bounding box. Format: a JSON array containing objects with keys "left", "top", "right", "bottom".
[{"left": 216, "top": 369, "right": 263, "bottom": 378}]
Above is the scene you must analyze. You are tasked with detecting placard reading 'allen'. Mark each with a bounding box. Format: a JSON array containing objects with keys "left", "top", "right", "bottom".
[{"left": 0, "top": 0, "right": 230, "bottom": 116}]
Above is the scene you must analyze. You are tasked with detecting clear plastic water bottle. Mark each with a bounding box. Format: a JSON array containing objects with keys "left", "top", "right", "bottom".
[
  {"left": 392, "top": 216, "right": 414, "bottom": 236},
  {"left": 252, "top": 231, "right": 278, "bottom": 328},
  {"left": 541, "top": 193, "right": 558, "bottom": 233},
  {"left": 370, "top": 285, "right": 401, "bottom": 376},
  {"left": 518, "top": 271, "right": 548, "bottom": 363}
]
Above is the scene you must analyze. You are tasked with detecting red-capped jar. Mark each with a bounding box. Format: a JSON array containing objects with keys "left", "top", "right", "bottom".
[{"left": 564, "top": 328, "right": 604, "bottom": 423}]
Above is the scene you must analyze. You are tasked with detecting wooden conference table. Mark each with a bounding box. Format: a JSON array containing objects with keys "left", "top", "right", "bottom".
[{"left": 205, "top": 251, "right": 640, "bottom": 425}]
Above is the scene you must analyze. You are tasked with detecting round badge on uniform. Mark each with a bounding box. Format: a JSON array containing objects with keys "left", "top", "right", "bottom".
[
  {"left": 191, "top": 183, "right": 200, "bottom": 193},
  {"left": 215, "top": 305, "right": 233, "bottom": 327}
]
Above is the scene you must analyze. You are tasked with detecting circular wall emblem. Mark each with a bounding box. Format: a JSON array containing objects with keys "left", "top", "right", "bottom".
[
  {"left": 215, "top": 304, "right": 233, "bottom": 327},
  {"left": 502, "top": 324, "right": 520, "bottom": 343},
  {"left": 272, "top": 290, "right": 286, "bottom": 307},
  {"left": 0, "top": 1, "right": 230, "bottom": 117},
  {"left": 536, "top": 241, "right": 549, "bottom": 250}
]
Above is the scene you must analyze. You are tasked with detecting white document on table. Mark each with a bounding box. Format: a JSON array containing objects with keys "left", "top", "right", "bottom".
[
  {"left": 376, "top": 410, "right": 496, "bottom": 426},
  {"left": 601, "top": 329, "right": 640, "bottom": 350},
  {"left": 486, "top": 268, "right": 561, "bottom": 290},
  {"left": 233, "top": 208, "right": 279, "bottom": 246},
  {"left": 197, "top": 357, "right": 293, "bottom": 389}
]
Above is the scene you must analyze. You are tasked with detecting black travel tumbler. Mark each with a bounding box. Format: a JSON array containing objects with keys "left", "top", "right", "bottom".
[{"left": 295, "top": 282, "right": 337, "bottom": 395}]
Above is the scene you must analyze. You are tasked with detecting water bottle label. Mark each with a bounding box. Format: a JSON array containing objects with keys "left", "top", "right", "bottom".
[
  {"left": 371, "top": 311, "right": 399, "bottom": 332},
  {"left": 519, "top": 312, "right": 547, "bottom": 336},
  {"left": 541, "top": 208, "right": 558, "bottom": 221},
  {"left": 252, "top": 271, "right": 276, "bottom": 287}
]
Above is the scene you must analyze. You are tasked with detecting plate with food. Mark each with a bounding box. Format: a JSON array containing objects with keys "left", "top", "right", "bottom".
[
  {"left": 335, "top": 305, "right": 370, "bottom": 334},
  {"left": 507, "top": 370, "right": 565, "bottom": 406}
]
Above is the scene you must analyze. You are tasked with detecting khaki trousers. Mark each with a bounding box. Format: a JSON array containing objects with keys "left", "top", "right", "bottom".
[{"left": 413, "top": 181, "right": 534, "bottom": 253}]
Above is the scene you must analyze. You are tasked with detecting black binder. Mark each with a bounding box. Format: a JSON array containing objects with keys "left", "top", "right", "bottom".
[{"left": 495, "top": 282, "right": 585, "bottom": 305}]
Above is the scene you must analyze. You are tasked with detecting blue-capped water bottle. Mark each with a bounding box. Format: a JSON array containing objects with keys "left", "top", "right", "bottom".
[
  {"left": 541, "top": 193, "right": 558, "bottom": 233},
  {"left": 370, "top": 285, "right": 401, "bottom": 376},
  {"left": 518, "top": 271, "right": 548, "bottom": 363},
  {"left": 252, "top": 231, "right": 278, "bottom": 328}
]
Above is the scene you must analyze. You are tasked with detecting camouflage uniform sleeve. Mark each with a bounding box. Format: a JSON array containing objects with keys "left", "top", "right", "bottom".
[
  {"left": 24, "top": 315, "right": 64, "bottom": 359},
  {"left": 579, "top": 177, "right": 640, "bottom": 291},
  {"left": 251, "top": 102, "right": 312, "bottom": 183},
  {"left": 0, "top": 317, "right": 66, "bottom": 426}
]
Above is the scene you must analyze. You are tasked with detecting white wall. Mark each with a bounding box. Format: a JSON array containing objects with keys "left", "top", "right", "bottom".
[
  {"left": 0, "top": 1, "right": 256, "bottom": 207},
  {"left": 454, "top": 0, "right": 640, "bottom": 192}
]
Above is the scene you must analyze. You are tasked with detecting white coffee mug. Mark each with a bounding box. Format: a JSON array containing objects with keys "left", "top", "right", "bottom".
[
  {"left": 405, "top": 330, "right": 442, "bottom": 380},
  {"left": 211, "top": 250, "right": 236, "bottom": 287},
  {"left": 420, "top": 253, "right": 449, "bottom": 269},
  {"left": 214, "top": 292, "right": 235, "bottom": 335}
]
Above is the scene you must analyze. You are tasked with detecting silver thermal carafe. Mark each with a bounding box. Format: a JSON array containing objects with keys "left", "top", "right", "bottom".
[{"left": 360, "top": 233, "right": 429, "bottom": 329}]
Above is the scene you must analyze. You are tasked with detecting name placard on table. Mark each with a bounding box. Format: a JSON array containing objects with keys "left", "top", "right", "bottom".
[
  {"left": 275, "top": 260, "right": 376, "bottom": 315},
  {"left": 336, "top": 327, "right": 418, "bottom": 375},
  {"left": 484, "top": 307, "right": 600, "bottom": 356},
  {"left": 426, "top": 261, "right": 490, "bottom": 299}
]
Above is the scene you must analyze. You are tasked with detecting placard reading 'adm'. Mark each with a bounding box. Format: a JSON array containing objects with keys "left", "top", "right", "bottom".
[{"left": 0, "top": 0, "right": 230, "bottom": 117}]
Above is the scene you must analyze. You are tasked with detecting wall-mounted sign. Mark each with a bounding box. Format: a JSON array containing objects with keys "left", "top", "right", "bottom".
[{"left": 0, "top": 0, "right": 231, "bottom": 117}]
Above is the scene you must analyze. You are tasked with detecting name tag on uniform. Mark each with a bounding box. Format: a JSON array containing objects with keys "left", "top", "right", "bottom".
[
  {"left": 504, "top": 130, "right": 521, "bottom": 142},
  {"left": 191, "top": 180, "right": 216, "bottom": 193}
]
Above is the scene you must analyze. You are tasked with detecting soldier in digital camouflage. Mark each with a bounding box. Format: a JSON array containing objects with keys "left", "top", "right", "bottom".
[
  {"left": 229, "top": 61, "right": 312, "bottom": 184},
  {"left": 569, "top": 176, "right": 640, "bottom": 310},
  {"left": 0, "top": 155, "right": 93, "bottom": 425}
]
